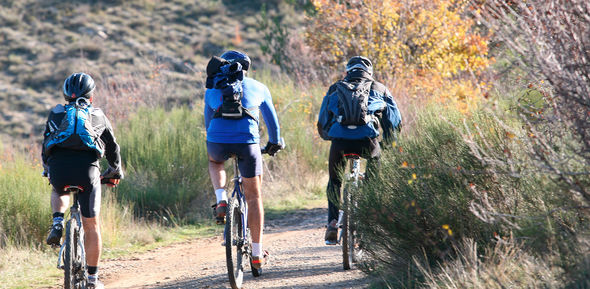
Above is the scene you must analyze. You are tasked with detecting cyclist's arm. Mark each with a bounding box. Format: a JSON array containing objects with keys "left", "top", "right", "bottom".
[
  {"left": 41, "top": 117, "right": 51, "bottom": 167},
  {"left": 100, "top": 114, "right": 123, "bottom": 176},
  {"left": 317, "top": 85, "right": 336, "bottom": 140},
  {"left": 204, "top": 89, "right": 215, "bottom": 130},
  {"left": 380, "top": 87, "right": 402, "bottom": 143},
  {"left": 41, "top": 108, "right": 62, "bottom": 169},
  {"left": 259, "top": 86, "right": 280, "bottom": 144}
]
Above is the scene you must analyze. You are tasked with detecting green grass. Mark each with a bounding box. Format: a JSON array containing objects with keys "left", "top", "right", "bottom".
[
  {"left": 0, "top": 149, "right": 51, "bottom": 247},
  {"left": 115, "top": 107, "right": 211, "bottom": 220}
]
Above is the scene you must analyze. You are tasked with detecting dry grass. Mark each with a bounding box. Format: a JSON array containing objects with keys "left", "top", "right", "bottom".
[{"left": 415, "top": 238, "right": 562, "bottom": 289}]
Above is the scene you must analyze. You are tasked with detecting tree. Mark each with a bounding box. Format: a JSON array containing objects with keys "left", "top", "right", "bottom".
[{"left": 306, "top": 0, "right": 491, "bottom": 109}]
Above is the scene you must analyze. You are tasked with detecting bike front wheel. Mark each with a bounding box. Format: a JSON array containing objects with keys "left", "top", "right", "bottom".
[{"left": 225, "top": 200, "right": 245, "bottom": 289}]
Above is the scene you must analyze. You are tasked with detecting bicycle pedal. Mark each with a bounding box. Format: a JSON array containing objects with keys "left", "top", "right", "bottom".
[{"left": 215, "top": 217, "right": 226, "bottom": 225}]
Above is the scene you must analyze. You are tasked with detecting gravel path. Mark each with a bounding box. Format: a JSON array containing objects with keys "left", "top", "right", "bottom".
[{"left": 100, "top": 208, "right": 373, "bottom": 289}]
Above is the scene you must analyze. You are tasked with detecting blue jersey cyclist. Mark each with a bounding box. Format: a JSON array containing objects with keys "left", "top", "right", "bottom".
[{"left": 204, "top": 50, "right": 282, "bottom": 269}]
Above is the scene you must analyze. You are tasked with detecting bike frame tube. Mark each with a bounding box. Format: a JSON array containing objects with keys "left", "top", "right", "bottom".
[
  {"left": 231, "top": 157, "right": 248, "bottom": 246},
  {"left": 57, "top": 189, "right": 86, "bottom": 275},
  {"left": 72, "top": 193, "right": 86, "bottom": 271}
]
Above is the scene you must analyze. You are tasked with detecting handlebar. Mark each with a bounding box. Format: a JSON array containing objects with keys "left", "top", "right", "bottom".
[
  {"left": 261, "top": 137, "right": 286, "bottom": 155},
  {"left": 100, "top": 177, "right": 119, "bottom": 186}
]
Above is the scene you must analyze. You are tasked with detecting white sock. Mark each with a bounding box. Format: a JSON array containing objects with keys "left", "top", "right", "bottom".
[
  {"left": 215, "top": 189, "right": 227, "bottom": 203},
  {"left": 252, "top": 243, "right": 262, "bottom": 257}
]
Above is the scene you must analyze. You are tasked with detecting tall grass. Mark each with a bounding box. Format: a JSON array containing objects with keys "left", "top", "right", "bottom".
[
  {"left": 354, "top": 103, "right": 589, "bottom": 287},
  {"left": 0, "top": 148, "right": 50, "bottom": 247},
  {"left": 115, "top": 107, "right": 211, "bottom": 221},
  {"left": 252, "top": 70, "right": 330, "bottom": 171}
]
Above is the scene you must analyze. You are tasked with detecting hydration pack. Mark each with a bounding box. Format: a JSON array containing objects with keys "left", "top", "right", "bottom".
[
  {"left": 206, "top": 56, "right": 255, "bottom": 120},
  {"left": 335, "top": 79, "right": 372, "bottom": 126},
  {"left": 44, "top": 98, "right": 103, "bottom": 156}
]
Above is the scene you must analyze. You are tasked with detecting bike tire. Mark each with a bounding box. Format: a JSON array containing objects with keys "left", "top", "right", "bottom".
[
  {"left": 225, "top": 200, "right": 245, "bottom": 289},
  {"left": 342, "top": 187, "right": 353, "bottom": 270},
  {"left": 63, "top": 218, "right": 76, "bottom": 289}
]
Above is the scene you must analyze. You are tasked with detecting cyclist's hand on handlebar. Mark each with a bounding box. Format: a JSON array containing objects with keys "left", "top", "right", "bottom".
[
  {"left": 101, "top": 166, "right": 123, "bottom": 187},
  {"left": 101, "top": 177, "right": 120, "bottom": 187},
  {"left": 262, "top": 139, "right": 285, "bottom": 156}
]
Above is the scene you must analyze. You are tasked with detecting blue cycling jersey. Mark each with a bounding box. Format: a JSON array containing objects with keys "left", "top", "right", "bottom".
[
  {"left": 204, "top": 77, "right": 280, "bottom": 144},
  {"left": 317, "top": 79, "right": 402, "bottom": 141}
]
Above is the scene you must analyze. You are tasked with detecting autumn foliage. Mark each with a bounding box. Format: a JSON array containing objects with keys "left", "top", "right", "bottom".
[{"left": 306, "top": 0, "right": 491, "bottom": 111}]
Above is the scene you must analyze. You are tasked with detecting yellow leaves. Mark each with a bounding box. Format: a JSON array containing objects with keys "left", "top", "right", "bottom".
[
  {"left": 306, "top": 0, "right": 491, "bottom": 113},
  {"left": 442, "top": 224, "right": 453, "bottom": 236}
]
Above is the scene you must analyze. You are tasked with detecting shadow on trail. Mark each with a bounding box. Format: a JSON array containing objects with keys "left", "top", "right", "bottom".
[{"left": 150, "top": 263, "right": 364, "bottom": 289}]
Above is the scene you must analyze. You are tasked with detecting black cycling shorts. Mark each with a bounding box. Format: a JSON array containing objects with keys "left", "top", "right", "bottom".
[
  {"left": 207, "top": 142, "right": 262, "bottom": 178},
  {"left": 48, "top": 148, "right": 101, "bottom": 218}
]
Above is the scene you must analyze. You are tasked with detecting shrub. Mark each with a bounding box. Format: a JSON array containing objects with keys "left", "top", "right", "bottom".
[
  {"left": 115, "top": 107, "right": 210, "bottom": 220},
  {"left": 354, "top": 102, "right": 589, "bottom": 286}
]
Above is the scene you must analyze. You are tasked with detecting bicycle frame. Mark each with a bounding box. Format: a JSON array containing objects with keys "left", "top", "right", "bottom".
[
  {"left": 230, "top": 156, "right": 249, "bottom": 248},
  {"left": 337, "top": 156, "right": 362, "bottom": 228},
  {"left": 57, "top": 191, "right": 86, "bottom": 270}
]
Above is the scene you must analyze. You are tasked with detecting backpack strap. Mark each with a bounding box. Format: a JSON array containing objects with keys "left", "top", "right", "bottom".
[{"left": 212, "top": 105, "right": 259, "bottom": 122}]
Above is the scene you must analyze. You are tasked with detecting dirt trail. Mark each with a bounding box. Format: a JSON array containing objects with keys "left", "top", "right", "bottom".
[{"left": 99, "top": 208, "right": 372, "bottom": 289}]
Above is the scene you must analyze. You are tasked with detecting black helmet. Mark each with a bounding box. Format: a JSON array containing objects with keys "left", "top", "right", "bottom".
[
  {"left": 220, "top": 50, "right": 251, "bottom": 71},
  {"left": 63, "top": 72, "right": 95, "bottom": 102},
  {"left": 346, "top": 56, "right": 373, "bottom": 76}
]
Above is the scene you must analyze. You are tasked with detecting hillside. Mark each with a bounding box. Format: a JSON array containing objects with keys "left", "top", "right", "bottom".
[{"left": 0, "top": 0, "right": 302, "bottom": 141}]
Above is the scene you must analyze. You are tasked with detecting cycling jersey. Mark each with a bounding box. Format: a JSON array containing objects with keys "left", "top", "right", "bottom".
[
  {"left": 317, "top": 75, "right": 402, "bottom": 141},
  {"left": 204, "top": 77, "right": 280, "bottom": 144}
]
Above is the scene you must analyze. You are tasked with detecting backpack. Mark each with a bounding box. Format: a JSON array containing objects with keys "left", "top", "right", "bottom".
[
  {"left": 335, "top": 79, "right": 372, "bottom": 126},
  {"left": 44, "top": 98, "right": 103, "bottom": 156},
  {"left": 206, "top": 56, "right": 256, "bottom": 120}
]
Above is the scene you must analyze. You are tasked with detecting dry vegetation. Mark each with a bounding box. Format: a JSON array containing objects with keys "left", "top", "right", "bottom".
[{"left": 0, "top": 0, "right": 303, "bottom": 140}]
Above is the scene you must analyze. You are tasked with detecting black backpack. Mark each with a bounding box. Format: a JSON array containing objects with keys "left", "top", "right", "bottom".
[
  {"left": 206, "top": 56, "right": 255, "bottom": 120},
  {"left": 335, "top": 79, "right": 372, "bottom": 126}
]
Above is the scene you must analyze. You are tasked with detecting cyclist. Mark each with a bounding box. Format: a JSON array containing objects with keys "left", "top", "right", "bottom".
[
  {"left": 204, "top": 50, "right": 282, "bottom": 269},
  {"left": 317, "top": 56, "right": 402, "bottom": 245},
  {"left": 43, "top": 72, "right": 123, "bottom": 289}
]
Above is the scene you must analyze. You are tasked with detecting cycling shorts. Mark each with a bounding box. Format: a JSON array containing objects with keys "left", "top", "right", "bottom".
[
  {"left": 48, "top": 148, "right": 101, "bottom": 218},
  {"left": 206, "top": 142, "right": 262, "bottom": 178}
]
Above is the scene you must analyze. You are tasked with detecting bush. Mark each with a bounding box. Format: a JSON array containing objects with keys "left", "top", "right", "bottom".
[
  {"left": 115, "top": 107, "right": 210, "bottom": 221},
  {"left": 354, "top": 103, "right": 589, "bottom": 286},
  {"left": 353, "top": 105, "right": 501, "bottom": 282}
]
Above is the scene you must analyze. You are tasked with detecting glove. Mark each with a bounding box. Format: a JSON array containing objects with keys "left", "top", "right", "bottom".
[
  {"left": 263, "top": 141, "right": 283, "bottom": 156},
  {"left": 101, "top": 166, "right": 123, "bottom": 179},
  {"left": 101, "top": 167, "right": 123, "bottom": 187}
]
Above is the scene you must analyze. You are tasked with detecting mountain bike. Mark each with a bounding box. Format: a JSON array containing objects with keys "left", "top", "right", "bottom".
[
  {"left": 56, "top": 185, "right": 87, "bottom": 289},
  {"left": 339, "top": 153, "right": 364, "bottom": 270},
  {"left": 225, "top": 141, "right": 283, "bottom": 289},
  {"left": 56, "top": 178, "right": 118, "bottom": 289}
]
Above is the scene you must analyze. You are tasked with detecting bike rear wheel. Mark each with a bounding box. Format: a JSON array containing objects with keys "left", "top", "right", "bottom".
[
  {"left": 225, "top": 200, "right": 245, "bottom": 289},
  {"left": 63, "top": 219, "right": 76, "bottom": 289},
  {"left": 342, "top": 187, "right": 353, "bottom": 270}
]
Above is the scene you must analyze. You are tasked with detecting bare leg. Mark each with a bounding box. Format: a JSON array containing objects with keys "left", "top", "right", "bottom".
[
  {"left": 242, "top": 175, "right": 263, "bottom": 244},
  {"left": 208, "top": 156, "right": 226, "bottom": 190},
  {"left": 51, "top": 188, "right": 70, "bottom": 214},
  {"left": 82, "top": 216, "right": 101, "bottom": 267}
]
